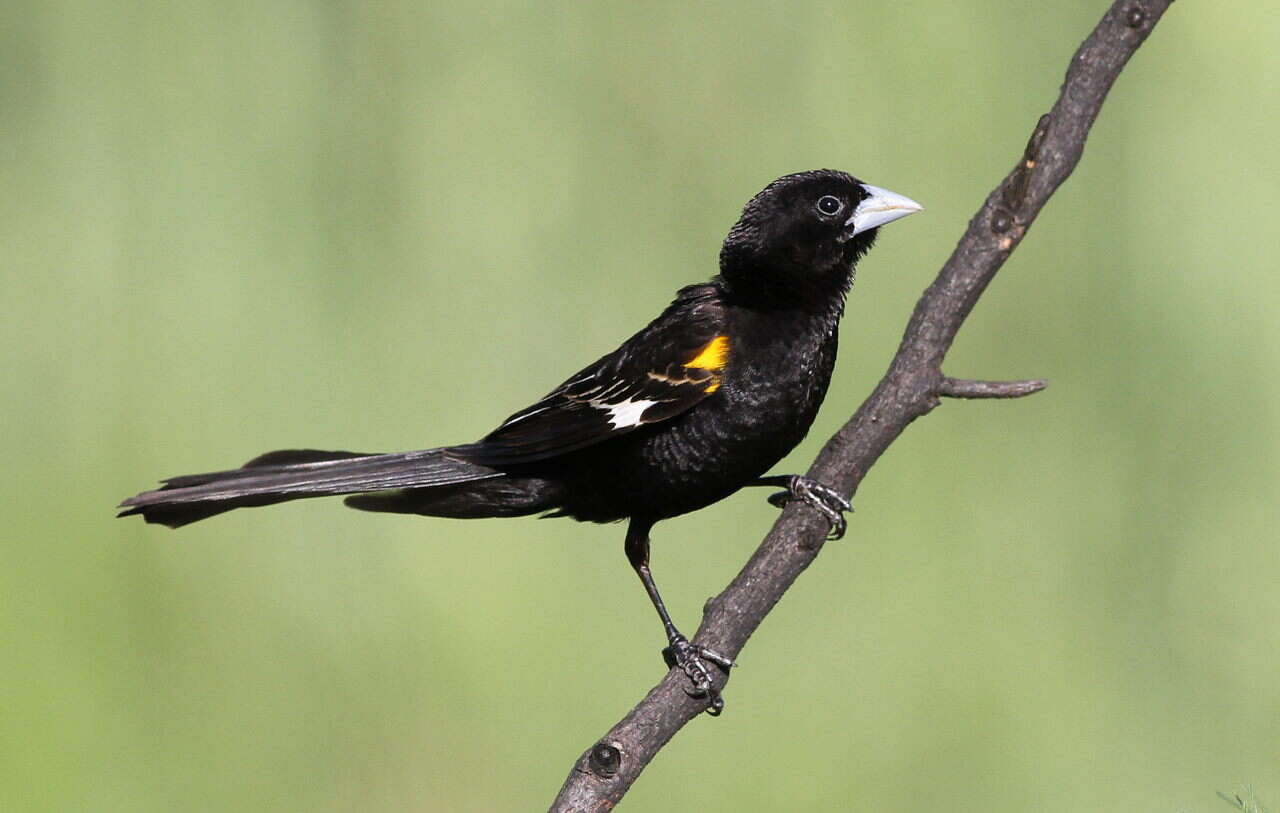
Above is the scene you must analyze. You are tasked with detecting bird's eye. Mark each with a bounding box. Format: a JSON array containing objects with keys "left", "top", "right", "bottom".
[{"left": 816, "top": 195, "right": 843, "bottom": 216}]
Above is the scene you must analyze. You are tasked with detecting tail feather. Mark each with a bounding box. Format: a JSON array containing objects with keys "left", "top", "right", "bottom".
[{"left": 118, "top": 447, "right": 502, "bottom": 528}]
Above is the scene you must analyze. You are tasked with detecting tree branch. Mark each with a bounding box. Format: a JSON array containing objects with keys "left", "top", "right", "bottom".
[
  {"left": 550, "top": 2, "right": 1172, "bottom": 808},
  {"left": 938, "top": 377, "right": 1049, "bottom": 399}
]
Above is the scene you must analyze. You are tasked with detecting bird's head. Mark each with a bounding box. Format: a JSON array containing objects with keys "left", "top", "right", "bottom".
[{"left": 719, "top": 169, "right": 922, "bottom": 305}]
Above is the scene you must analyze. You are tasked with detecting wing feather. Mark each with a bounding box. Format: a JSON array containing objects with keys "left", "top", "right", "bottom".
[{"left": 454, "top": 284, "right": 729, "bottom": 466}]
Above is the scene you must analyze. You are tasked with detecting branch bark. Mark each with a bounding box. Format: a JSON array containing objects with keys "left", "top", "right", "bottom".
[{"left": 550, "top": 2, "right": 1172, "bottom": 808}]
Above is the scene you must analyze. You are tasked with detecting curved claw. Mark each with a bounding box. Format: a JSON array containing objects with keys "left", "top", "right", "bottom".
[
  {"left": 662, "top": 636, "right": 734, "bottom": 716},
  {"left": 703, "top": 689, "right": 725, "bottom": 716},
  {"left": 767, "top": 476, "right": 852, "bottom": 540}
]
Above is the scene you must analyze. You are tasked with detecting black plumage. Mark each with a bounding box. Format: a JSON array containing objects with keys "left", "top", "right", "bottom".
[{"left": 119, "top": 169, "right": 921, "bottom": 712}]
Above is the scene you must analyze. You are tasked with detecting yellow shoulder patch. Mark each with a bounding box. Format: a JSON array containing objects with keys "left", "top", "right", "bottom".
[
  {"left": 685, "top": 335, "right": 730, "bottom": 393},
  {"left": 685, "top": 335, "right": 730, "bottom": 371}
]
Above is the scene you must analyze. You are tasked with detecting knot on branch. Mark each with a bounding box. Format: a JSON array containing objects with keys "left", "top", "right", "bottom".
[
  {"left": 588, "top": 742, "right": 621, "bottom": 778},
  {"left": 993, "top": 114, "right": 1053, "bottom": 237}
]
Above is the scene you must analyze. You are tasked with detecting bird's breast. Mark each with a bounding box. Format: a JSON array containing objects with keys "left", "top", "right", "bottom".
[
  {"left": 713, "top": 311, "right": 840, "bottom": 453},
  {"left": 625, "top": 311, "right": 840, "bottom": 509},
  {"left": 547, "top": 308, "right": 842, "bottom": 523}
]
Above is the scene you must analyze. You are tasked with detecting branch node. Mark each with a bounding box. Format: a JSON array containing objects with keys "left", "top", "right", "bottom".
[
  {"left": 938, "top": 377, "right": 1048, "bottom": 399},
  {"left": 588, "top": 742, "right": 621, "bottom": 778},
  {"left": 1025, "top": 114, "right": 1051, "bottom": 162},
  {"left": 991, "top": 210, "right": 1014, "bottom": 234},
  {"left": 1002, "top": 113, "right": 1053, "bottom": 219}
]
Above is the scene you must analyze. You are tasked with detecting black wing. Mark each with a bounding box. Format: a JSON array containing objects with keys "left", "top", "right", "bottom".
[{"left": 454, "top": 284, "right": 730, "bottom": 466}]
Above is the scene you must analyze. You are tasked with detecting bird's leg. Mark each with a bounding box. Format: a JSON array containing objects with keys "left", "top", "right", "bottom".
[
  {"left": 752, "top": 475, "right": 852, "bottom": 540},
  {"left": 624, "top": 519, "right": 734, "bottom": 715}
]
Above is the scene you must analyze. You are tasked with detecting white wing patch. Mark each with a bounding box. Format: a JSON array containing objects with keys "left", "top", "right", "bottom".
[{"left": 597, "top": 397, "right": 658, "bottom": 429}]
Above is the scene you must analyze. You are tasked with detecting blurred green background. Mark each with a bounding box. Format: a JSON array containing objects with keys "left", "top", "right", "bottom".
[{"left": 3, "top": 1, "right": 1278, "bottom": 810}]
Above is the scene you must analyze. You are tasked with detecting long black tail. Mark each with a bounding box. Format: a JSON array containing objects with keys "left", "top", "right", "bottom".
[{"left": 118, "top": 448, "right": 504, "bottom": 528}]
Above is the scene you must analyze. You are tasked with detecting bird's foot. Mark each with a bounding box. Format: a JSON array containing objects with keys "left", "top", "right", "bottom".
[
  {"left": 661, "top": 635, "right": 735, "bottom": 716},
  {"left": 767, "top": 475, "right": 852, "bottom": 540}
]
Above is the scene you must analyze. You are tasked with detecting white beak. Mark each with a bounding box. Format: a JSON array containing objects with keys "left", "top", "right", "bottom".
[{"left": 846, "top": 183, "right": 924, "bottom": 235}]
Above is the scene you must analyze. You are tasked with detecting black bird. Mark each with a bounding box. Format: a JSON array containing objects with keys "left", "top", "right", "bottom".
[{"left": 119, "top": 170, "right": 922, "bottom": 712}]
